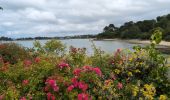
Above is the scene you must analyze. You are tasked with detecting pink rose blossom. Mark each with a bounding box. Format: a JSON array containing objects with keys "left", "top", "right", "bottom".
[
  {"left": 20, "top": 97, "right": 27, "bottom": 100},
  {"left": 71, "top": 78, "right": 79, "bottom": 87},
  {"left": 67, "top": 85, "right": 74, "bottom": 92},
  {"left": 73, "top": 68, "right": 82, "bottom": 76},
  {"left": 47, "top": 79, "right": 56, "bottom": 87},
  {"left": 117, "top": 48, "right": 121, "bottom": 52},
  {"left": 24, "top": 60, "right": 32, "bottom": 67},
  {"left": 92, "top": 67, "right": 102, "bottom": 77},
  {"left": 47, "top": 92, "right": 52, "bottom": 100},
  {"left": 78, "top": 93, "right": 89, "bottom": 100},
  {"left": 78, "top": 82, "right": 88, "bottom": 92},
  {"left": 34, "top": 57, "right": 41, "bottom": 63},
  {"left": 46, "top": 79, "right": 59, "bottom": 92},
  {"left": 0, "top": 95, "right": 4, "bottom": 100},
  {"left": 22, "top": 80, "right": 29, "bottom": 85},
  {"left": 117, "top": 82, "right": 123, "bottom": 90},
  {"left": 83, "top": 66, "right": 93, "bottom": 71},
  {"left": 58, "top": 62, "right": 69, "bottom": 69},
  {"left": 53, "top": 86, "right": 59, "bottom": 92},
  {"left": 51, "top": 95, "right": 56, "bottom": 100}
]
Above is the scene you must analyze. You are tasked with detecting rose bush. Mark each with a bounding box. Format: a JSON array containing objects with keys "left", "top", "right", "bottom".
[{"left": 0, "top": 30, "right": 170, "bottom": 100}]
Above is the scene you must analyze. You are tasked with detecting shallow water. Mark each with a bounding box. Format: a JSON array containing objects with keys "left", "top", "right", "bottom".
[{"left": 1, "top": 39, "right": 143, "bottom": 54}]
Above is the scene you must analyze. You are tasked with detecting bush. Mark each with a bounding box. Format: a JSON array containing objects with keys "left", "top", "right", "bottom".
[
  {"left": 33, "top": 39, "right": 66, "bottom": 56},
  {"left": 0, "top": 30, "right": 169, "bottom": 99},
  {"left": 0, "top": 43, "right": 31, "bottom": 64}
]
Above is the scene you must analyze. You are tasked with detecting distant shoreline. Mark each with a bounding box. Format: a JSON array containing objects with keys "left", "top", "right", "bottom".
[
  {"left": 1, "top": 38, "right": 170, "bottom": 47},
  {"left": 93, "top": 38, "right": 170, "bottom": 47}
]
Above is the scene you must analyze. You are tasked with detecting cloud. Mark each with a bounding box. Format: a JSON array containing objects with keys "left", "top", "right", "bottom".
[{"left": 0, "top": 0, "right": 170, "bottom": 38}]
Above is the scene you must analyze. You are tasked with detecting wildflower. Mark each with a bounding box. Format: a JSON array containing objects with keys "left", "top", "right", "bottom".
[
  {"left": 46, "top": 79, "right": 59, "bottom": 92},
  {"left": 47, "top": 79, "right": 56, "bottom": 87},
  {"left": 24, "top": 60, "right": 32, "bottom": 67},
  {"left": 0, "top": 94, "right": 4, "bottom": 100},
  {"left": 44, "top": 86, "right": 49, "bottom": 92},
  {"left": 114, "top": 69, "right": 120, "bottom": 74},
  {"left": 128, "top": 72, "right": 133, "bottom": 77},
  {"left": 78, "top": 93, "right": 89, "bottom": 100},
  {"left": 67, "top": 85, "right": 74, "bottom": 92},
  {"left": 53, "top": 86, "right": 59, "bottom": 92},
  {"left": 142, "top": 84, "right": 156, "bottom": 100},
  {"left": 159, "top": 95, "right": 167, "bottom": 100},
  {"left": 47, "top": 92, "right": 52, "bottom": 100},
  {"left": 22, "top": 80, "right": 29, "bottom": 85},
  {"left": 78, "top": 82, "right": 88, "bottom": 92},
  {"left": 92, "top": 67, "right": 102, "bottom": 77},
  {"left": 73, "top": 68, "right": 82, "bottom": 76},
  {"left": 132, "top": 85, "right": 139, "bottom": 96},
  {"left": 58, "top": 62, "right": 69, "bottom": 69},
  {"left": 71, "top": 78, "right": 79, "bottom": 87},
  {"left": 34, "top": 57, "right": 41, "bottom": 63},
  {"left": 51, "top": 95, "right": 56, "bottom": 100},
  {"left": 20, "top": 97, "right": 27, "bottom": 100},
  {"left": 117, "top": 82, "right": 123, "bottom": 90},
  {"left": 117, "top": 48, "right": 121, "bottom": 52}
]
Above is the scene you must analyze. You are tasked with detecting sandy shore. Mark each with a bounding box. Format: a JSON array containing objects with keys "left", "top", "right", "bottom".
[
  {"left": 126, "top": 40, "right": 170, "bottom": 47},
  {"left": 94, "top": 39, "right": 170, "bottom": 47}
]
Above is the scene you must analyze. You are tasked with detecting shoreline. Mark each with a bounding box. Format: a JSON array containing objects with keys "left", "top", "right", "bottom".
[{"left": 93, "top": 38, "right": 170, "bottom": 47}]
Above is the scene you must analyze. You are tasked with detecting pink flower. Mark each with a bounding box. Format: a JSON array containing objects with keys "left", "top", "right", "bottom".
[
  {"left": 20, "top": 97, "right": 27, "bottom": 100},
  {"left": 34, "top": 57, "right": 41, "bottom": 63},
  {"left": 24, "top": 60, "right": 32, "bottom": 67},
  {"left": 22, "top": 80, "right": 29, "bottom": 85},
  {"left": 92, "top": 67, "right": 102, "bottom": 77},
  {"left": 78, "top": 93, "right": 89, "bottom": 100},
  {"left": 47, "top": 92, "right": 52, "bottom": 100},
  {"left": 117, "top": 82, "right": 123, "bottom": 90},
  {"left": 58, "top": 62, "right": 69, "bottom": 69},
  {"left": 46, "top": 79, "right": 59, "bottom": 92},
  {"left": 73, "top": 68, "right": 82, "bottom": 76},
  {"left": 0, "top": 95, "right": 4, "bottom": 100},
  {"left": 47, "top": 79, "right": 56, "bottom": 87},
  {"left": 117, "top": 48, "right": 121, "bottom": 52},
  {"left": 51, "top": 95, "right": 56, "bottom": 100},
  {"left": 67, "top": 85, "right": 74, "bottom": 92},
  {"left": 53, "top": 86, "right": 59, "bottom": 92},
  {"left": 78, "top": 82, "right": 88, "bottom": 92},
  {"left": 71, "top": 78, "right": 79, "bottom": 87},
  {"left": 44, "top": 86, "right": 49, "bottom": 92}
]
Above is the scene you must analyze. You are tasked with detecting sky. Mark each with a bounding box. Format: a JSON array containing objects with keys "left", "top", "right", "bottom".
[{"left": 0, "top": 0, "right": 170, "bottom": 38}]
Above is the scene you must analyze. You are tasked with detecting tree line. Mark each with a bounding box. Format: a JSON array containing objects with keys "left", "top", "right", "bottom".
[{"left": 97, "top": 13, "right": 170, "bottom": 41}]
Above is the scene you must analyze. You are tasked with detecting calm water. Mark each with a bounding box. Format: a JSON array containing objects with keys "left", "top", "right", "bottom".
[{"left": 1, "top": 39, "right": 140, "bottom": 54}]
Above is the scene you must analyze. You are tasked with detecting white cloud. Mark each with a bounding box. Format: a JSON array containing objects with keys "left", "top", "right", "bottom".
[{"left": 0, "top": 0, "right": 170, "bottom": 38}]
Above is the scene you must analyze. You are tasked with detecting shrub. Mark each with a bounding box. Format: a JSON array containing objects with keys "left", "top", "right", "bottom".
[
  {"left": 0, "top": 43, "right": 31, "bottom": 64},
  {"left": 33, "top": 39, "right": 66, "bottom": 56},
  {"left": 0, "top": 29, "right": 169, "bottom": 99}
]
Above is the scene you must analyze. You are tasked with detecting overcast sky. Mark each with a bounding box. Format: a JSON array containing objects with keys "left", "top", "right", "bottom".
[{"left": 0, "top": 0, "right": 170, "bottom": 38}]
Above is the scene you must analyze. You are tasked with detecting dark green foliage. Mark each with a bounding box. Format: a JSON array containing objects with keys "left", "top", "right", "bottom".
[
  {"left": 0, "top": 43, "right": 31, "bottom": 64},
  {"left": 97, "top": 13, "right": 170, "bottom": 41},
  {"left": 0, "top": 37, "right": 13, "bottom": 41}
]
